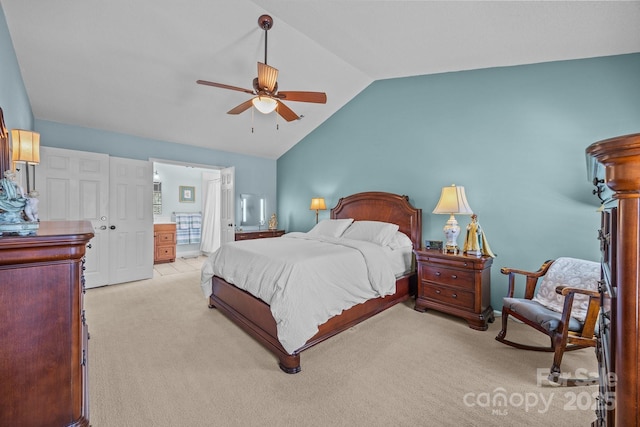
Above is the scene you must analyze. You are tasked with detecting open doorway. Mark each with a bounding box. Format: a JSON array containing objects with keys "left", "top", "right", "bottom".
[{"left": 151, "top": 159, "right": 232, "bottom": 259}]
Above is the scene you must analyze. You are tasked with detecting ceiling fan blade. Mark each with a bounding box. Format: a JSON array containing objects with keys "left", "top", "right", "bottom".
[
  {"left": 276, "top": 91, "right": 327, "bottom": 104},
  {"left": 257, "top": 62, "right": 278, "bottom": 92},
  {"left": 227, "top": 99, "right": 255, "bottom": 115},
  {"left": 275, "top": 101, "right": 299, "bottom": 122},
  {"left": 197, "top": 80, "right": 255, "bottom": 95}
]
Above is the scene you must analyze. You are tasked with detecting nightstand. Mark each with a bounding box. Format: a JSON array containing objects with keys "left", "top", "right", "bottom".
[{"left": 414, "top": 248, "right": 494, "bottom": 330}]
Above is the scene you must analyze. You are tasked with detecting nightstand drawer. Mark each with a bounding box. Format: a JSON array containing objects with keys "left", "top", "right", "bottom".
[
  {"left": 421, "top": 256, "right": 476, "bottom": 270},
  {"left": 420, "top": 265, "right": 475, "bottom": 290},
  {"left": 422, "top": 284, "right": 475, "bottom": 310}
]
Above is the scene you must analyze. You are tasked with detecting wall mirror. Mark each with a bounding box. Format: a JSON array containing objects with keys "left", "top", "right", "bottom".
[{"left": 240, "top": 193, "right": 265, "bottom": 227}]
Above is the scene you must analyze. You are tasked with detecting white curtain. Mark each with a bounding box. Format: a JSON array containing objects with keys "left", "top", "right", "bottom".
[{"left": 200, "top": 178, "right": 221, "bottom": 254}]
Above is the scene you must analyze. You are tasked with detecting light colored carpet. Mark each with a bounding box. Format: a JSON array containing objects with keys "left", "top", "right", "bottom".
[{"left": 85, "top": 269, "right": 599, "bottom": 427}]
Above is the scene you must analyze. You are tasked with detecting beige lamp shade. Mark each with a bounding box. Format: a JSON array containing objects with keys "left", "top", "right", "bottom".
[
  {"left": 310, "top": 197, "right": 326, "bottom": 224},
  {"left": 11, "top": 129, "right": 40, "bottom": 165},
  {"left": 309, "top": 197, "right": 327, "bottom": 211},
  {"left": 432, "top": 184, "right": 473, "bottom": 215}
]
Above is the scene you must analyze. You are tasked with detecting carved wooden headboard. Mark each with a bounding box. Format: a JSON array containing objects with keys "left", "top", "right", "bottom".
[{"left": 331, "top": 191, "right": 422, "bottom": 249}]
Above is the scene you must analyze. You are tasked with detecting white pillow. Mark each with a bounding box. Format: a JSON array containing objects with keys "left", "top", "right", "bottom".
[
  {"left": 531, "top": 257, "right": 600, "bottom": 322},
  {"left": 388, "top": 231, "right": 414, "bottom": 250},
  {"left": 341, "top": 220, "right": 399, "bottom": 247},
  {"left": 308, "top": 219, "right": 354, "bottom": 238}
]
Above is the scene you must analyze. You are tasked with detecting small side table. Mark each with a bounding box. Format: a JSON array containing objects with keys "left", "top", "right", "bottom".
[{"left": 414, "top": 248, "right": 494, "bottom": 330}]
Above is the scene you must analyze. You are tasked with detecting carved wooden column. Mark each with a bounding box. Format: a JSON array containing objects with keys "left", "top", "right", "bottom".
[{"left": 587, "top": 133, "right": 640, "bottom": 426}]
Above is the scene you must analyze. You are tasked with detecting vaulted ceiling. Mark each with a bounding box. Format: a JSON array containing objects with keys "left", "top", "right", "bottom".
[{"left": 3, "top": 1, "right": 639, "bottom": 159}]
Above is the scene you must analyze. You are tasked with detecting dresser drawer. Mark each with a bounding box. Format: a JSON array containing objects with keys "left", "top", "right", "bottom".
[
  {"left": 422, "top": 283, "right": 475, "bottom": 310},
  {"left": 419, "top": 265, "right": 475, "bottom": 290}
]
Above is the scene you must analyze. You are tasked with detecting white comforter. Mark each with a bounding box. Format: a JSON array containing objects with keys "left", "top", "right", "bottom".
[{"left": 200, "top": 232, "right": 397, "bottom": 354}]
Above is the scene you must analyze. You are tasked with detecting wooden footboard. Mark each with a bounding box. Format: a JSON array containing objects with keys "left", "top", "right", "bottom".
[{"left": 209, "top": 272, "right": 415, "bottom": 373}]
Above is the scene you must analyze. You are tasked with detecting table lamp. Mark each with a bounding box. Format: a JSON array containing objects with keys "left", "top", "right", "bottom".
[
  {"left": 11, "top": 129, "right": 40, "bottom": 194},
  {"left": 310, "top": 197, "right": 326, "bottom": 224},
  {"left": 432, "top": 184, "right": 473, "bottom": 253}
]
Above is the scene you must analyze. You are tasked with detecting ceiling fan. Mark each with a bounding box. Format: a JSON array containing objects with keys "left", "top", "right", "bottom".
[{"left": 197, "top": 14, "right": 327, "bottom": 122}]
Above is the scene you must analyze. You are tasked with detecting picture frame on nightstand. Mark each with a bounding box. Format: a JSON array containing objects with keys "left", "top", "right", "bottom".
[{"left": 424, "top": 240, "right": 443, "bottom": 250}]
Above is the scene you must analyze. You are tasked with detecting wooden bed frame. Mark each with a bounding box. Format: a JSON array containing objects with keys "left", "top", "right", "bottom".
[{"left": 208, "top": 191, "right": 422, "bottom": 373}]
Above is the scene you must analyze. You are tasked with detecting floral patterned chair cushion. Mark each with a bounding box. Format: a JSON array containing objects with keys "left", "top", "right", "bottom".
[{"left": 531, "top": 257, "right": 600, "bottom": 322}]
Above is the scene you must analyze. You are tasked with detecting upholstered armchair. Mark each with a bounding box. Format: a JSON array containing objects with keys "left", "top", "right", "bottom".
[{"left": 495, "top": 257, "right": 601, "bottom": 386}]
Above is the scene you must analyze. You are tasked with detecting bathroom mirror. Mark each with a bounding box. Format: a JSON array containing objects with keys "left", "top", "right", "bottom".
[
  {"left": 240, "top": 193, "right": 266, "bottom": 227},
  {"left": 153, "top": 182, "right": 162, "bottom": 215}
]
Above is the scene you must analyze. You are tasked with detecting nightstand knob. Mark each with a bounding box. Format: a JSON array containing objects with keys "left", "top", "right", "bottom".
[
  {"left": 452, "top": 293, "right": 457, "bottom": 298},
  {"left": 451, "top": 274, "right": 458, "bottom": 279},
  {"left": 435, "top": 289, "right": 441, "bottom": 294},
  {"left": 435, "top": 272, "right": 441, "bottom": 276}
]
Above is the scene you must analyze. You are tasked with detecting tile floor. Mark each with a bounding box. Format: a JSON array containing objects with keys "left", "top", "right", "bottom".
[{"left": 153, "top": 255, "right": 207, "bottom": 277}]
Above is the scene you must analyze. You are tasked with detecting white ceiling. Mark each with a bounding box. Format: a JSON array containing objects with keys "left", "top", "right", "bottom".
[{"left": 3, "top": 1, "right": 640, "bottom": 159}]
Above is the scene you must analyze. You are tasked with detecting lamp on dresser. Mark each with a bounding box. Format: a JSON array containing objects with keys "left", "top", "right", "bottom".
[
  {"left": 0, "top": 129, "right": 40, "bottom": 234},
  {"left": 432, "top": 184, "right": 473, "bottom": 253},
  {"left": 10, "top": 129, "right": 40, "bottom": 195},
  {"left": 310, "top": 197, "right": 326, "bottom": 224}
]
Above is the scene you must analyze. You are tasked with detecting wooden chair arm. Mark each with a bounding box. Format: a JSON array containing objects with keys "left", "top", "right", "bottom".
[
  {"left": 555, "top": 285, "right": 601, "bottom": 299},
  {"left": 556, "top": 285, "right": 601, "bottom": 339},
  {"left": 500, "top": 259, "right": 555, "bottom": 299}
]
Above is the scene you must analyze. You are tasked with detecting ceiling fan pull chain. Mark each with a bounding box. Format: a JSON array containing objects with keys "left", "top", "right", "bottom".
[{"left": 251, "top": 107, "right": 254, "bottom": 133}]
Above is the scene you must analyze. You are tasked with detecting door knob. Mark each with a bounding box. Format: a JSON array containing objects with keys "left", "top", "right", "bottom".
[{"left": 110, "top": 225, "right": 116, "bottom": 230}]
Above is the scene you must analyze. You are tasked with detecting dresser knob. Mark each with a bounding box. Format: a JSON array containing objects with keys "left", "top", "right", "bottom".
[
  {"left": 451, "top": 275, "right": 457, "bottom": 279},
  {"left": 435, "top": 289, "right": 441, "bottom": 294},
  {"left": 452, "top": 293, "right": 457, "bottom": 298},
  {"left": 435, "top": 272, "right": 441, "bottom": 276}
]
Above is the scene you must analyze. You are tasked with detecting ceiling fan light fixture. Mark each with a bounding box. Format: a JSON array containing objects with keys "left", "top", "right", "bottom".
[{"left": 252, "top": 96, "right": 278, "bottom": 114}]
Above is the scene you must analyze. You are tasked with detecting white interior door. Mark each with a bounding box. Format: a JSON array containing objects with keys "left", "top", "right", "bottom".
[
  {"left": 109, "top": 157, "right": 154, "bottom": 284},
  {"left": 36, "top": 147, "right": 110, "bottom": 287},
  {"left": 36, "top": 148, "right": 153, "bottom": 287},
  {"left": 220, "top": 166, "right": 235, "bottom": 244}
]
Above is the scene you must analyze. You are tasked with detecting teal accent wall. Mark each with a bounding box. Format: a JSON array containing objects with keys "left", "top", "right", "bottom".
[
  {"left": 278, "top": 53, "right": 640, "bottom": 310},
  {"left": 0, "top": 5, "right": 32, "bottom": 130}
]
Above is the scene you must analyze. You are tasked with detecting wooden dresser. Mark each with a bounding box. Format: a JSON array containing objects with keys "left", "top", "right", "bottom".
[
  {"left": 235, "top": 229, "right": 285, "bottom": 241},
  {"left": 413, "top": 249, "right": 494, "bottom": 330},
  {"left": 154, "top": 223, "right": 176, "bottom": 264},
  {"left": 587, "top": 133, "right": 640, "bottom": 426},
  {"left": 0, "top": 220, "right": 94, "bottom": 427}
]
